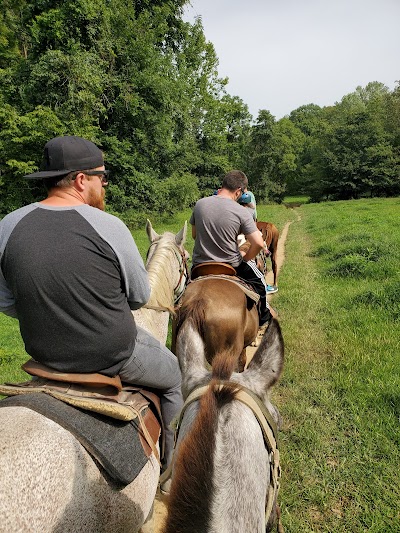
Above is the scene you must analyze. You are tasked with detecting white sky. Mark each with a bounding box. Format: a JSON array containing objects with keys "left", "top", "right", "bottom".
[{"left": 183, "top": 0, "right": 400, "bottom": 120}]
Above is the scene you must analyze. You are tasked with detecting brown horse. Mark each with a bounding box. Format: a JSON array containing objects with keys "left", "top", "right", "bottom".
[
  {"left": 256, "top": 221, "right": 279, "bottom": 286},
  {"left": 174, "top": 275, "right": 259, "bottom": 373}
]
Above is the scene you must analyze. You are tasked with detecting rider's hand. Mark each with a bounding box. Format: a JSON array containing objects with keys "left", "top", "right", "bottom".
[{"left": 263, "top": 243, "right": 271, "bottom": 257}]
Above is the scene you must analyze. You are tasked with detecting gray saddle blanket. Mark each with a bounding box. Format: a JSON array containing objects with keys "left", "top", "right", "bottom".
[{"left": 0, "top": 393, "right": 149, "bottom": 487}]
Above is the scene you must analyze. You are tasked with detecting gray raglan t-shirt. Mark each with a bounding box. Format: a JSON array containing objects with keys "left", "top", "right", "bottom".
[
  {"left": 0, "top": 203, "right": 150, "bottom": 376},
  {"left": 190, "top": 195, "right": 257, "bottom": 267}
]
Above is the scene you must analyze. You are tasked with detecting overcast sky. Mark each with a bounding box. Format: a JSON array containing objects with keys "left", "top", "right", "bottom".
[{"left": 183, "top": 0, "right": 400, "bottom": 120}]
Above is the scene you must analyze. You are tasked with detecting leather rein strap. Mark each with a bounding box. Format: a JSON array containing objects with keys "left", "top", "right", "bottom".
[{"left": 161, "top": 382, "right": 281, "bottom": 526}]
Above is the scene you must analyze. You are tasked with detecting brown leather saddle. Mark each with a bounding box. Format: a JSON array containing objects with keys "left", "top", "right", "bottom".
[
  {"left": 23, "top": 359, "right": 124, "bottom": 392},
  {"left": 0, "top": 359, "right": 163, "bottom": 467},
  {"left": 189, "top": 262, "right": 259, "bottom": 303},
  {"left": 191, "top": 262, "right": 236, "bottom": 279}
]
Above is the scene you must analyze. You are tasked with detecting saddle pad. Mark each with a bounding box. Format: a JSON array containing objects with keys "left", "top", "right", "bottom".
[
  {"left": 190, "top": 275, "right": 260, "bottom": 303},
  {"left": 0, "top": 393, "right": 152, "bottom": 487}
]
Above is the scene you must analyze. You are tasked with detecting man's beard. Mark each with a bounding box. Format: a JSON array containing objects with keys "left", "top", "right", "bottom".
[{"left": 87, "top": 187, "right": 106, "bottom": 211}]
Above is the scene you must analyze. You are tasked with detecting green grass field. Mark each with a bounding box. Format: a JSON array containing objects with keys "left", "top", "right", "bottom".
[
  {"left": 274, "top": 197, "right": 400, "bottom": 532},
  {"left": 1, "top": 197, "right": 399, "bottom": 531}
]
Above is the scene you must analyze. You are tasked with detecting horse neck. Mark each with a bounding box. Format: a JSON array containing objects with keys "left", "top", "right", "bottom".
[
  {"left": 134, "top": 238, "right": 181, "bottom": 343},
  {"left": 166, "top": 383, "right": 269, "bottom": 532},
  {"left": 131, "top": 307, "right": 169, "bottom": 344},
  {"left": 146, "top": 239, "right": 181, "bottom": 312}
]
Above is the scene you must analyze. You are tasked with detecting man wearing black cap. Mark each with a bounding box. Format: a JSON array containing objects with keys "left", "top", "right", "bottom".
[{"left": 0, "top": 135, "right": 182, "bottom": 473}]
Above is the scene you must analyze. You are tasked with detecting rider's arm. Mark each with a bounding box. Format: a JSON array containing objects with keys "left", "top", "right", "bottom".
[
  {"left": 241, "top": 230, "right": 263, "bottom": 262},
  {"left": 191, "top": 224, "right": 196, "bottom": 239},
  {"left": 82, "top": 211, "right": 151, "bottom": 310},
  {"left": 112, "top": 225, "right": 150, "bottom": 310},
  {"left": 0, "top": 209, "right": 37, "bottom": 319}
]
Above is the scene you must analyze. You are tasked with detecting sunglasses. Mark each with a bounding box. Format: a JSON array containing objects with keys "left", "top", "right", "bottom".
[{"left": 82, "top": 169, "right": 110, "bottom": 185}]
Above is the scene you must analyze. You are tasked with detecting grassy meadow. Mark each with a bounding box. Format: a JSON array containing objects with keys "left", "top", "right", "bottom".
[
  {"left": 274, "top": 197, "right": 400, "bottom": 532},
  {"left": 0, "top": 197, "right": 399, "bottom": 531}
]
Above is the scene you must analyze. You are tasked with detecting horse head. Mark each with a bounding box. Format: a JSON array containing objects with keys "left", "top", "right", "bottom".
[
  {"left": 177, "top": 317, "right": 284, "bottom": 409},
  {"left": 146, "top": 219, "right": 187, "bottom": 251},
  {"left": 144, "top": 220, "right": 189, "bottom": 313}
]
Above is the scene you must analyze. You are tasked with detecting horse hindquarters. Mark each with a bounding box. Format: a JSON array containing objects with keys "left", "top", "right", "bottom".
[{"left": 0, "top": 407, "right": 159, "bottom": 533}]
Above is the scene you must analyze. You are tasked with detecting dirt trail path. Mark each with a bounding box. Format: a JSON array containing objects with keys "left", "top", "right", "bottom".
[{"left": 153, "top": 218, "right": 294, "bottom": 531}]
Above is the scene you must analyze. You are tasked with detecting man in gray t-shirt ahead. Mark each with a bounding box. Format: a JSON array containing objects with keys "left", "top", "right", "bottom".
[{"left": 190, "top": 170, "right": 271, "bottom": 326}]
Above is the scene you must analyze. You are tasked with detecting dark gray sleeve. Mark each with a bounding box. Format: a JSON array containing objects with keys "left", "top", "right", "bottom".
[
  {"left": 77, "top": 207, "right": 151, "bottom": 310},
  {"left": 0, "top": 205, "right": 38, "bottom": 318}
]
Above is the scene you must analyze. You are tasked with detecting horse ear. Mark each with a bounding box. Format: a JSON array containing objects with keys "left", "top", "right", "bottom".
[
  {"left": 175, "top": 221, "right": 187, "bottom": 247},
  {"left": 146, "top": 219, "right": 160, "bottom": 243},
  {"left": 176, "top": 320, "right": 210, "bottom": 398},
  {"left": 238, "top": 319, "right": 284, "bottom": 396}
]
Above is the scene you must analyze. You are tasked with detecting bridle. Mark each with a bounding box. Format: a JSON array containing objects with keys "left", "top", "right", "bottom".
[{"left": 171, "top": 244, "right": 190, "bottom": 304}]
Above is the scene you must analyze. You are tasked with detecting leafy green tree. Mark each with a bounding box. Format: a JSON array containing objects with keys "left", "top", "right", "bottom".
[
  {"left": 289, "top": 84, "right": 400, "bottom": 201},
  {"left": 271, "top": 118, "right": 305, "bottom": 198},
  {"left": 312, "top": 108, "right": 399, "bottom": 200},
  {"left": 245, "top": 109, "right": 276, "bottom": 200}
]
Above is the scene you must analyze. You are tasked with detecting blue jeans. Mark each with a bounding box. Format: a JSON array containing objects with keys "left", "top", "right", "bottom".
[{"left": 119, "top": 326, "right": 183, "bottom": 469}]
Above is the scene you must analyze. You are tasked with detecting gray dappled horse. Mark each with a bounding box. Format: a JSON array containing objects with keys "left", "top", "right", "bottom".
[
  {"left": 0, "top": 220, "right": 187, "bottom": 533},
  {"left": 164, "top": 317, "right": 284, "bottom": 533}
]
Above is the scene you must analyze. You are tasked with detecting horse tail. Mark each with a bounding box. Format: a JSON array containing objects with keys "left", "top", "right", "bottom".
[
  {"left": 165, "top": 376, "right": 239, "bottom": 533},
  {"left": 175, "top": 294, "right": 206, "bottom": 339},
  {"left": 270, "top": 224, "right": 279, "bottom": 251},
  {"left": 211, "top": 350, "right": 237, "bottom": 381}
]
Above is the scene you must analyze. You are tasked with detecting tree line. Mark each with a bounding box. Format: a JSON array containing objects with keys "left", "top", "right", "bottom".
[{"left": 1, "top": 0, "right": 399, "bottom": 223}]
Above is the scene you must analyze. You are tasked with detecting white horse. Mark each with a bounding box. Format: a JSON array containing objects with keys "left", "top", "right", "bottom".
[
  {"left": 164, "top": 317, "right": 284, "bottom": 533},
  {"left": 0, "top": 220, "right": 187, "bottom": 533}
]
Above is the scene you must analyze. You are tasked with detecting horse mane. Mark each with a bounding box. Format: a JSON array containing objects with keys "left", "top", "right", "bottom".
[
  {"left": 165, "top": 371, "right": 241, "bottom": 533},
  {"left": 146, "top": 234, "right": 178, "bottom": 313},
  {"left": 165, "top": 347, "right": 239, "bottom": 532}
]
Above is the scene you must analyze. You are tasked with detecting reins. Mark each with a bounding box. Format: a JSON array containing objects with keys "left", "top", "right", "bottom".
[{"left": 160, "top": 381, "right": 282, "bottom": 528}]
